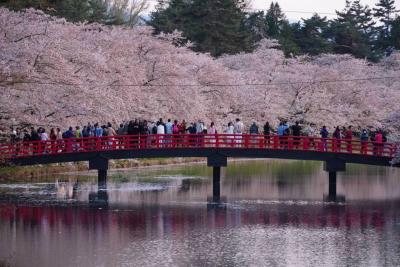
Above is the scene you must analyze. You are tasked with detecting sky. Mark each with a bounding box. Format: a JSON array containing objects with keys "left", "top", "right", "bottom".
[{"left": 147, "top": 0, "right": 400, "bottom": 22}]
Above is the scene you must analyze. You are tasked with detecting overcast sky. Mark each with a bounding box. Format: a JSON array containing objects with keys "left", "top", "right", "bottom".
[{"left": 147, "top": 0, "right": 400, "bottom": 22}]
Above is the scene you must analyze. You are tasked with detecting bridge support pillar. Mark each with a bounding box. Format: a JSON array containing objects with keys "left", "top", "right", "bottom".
[
  {"left": 213, "top": 167, "right": 221, "bottom": 201},
  {"left": 208, "top": 155, "right": 227, "bottom": 202},
  {"left": 324, "top": 160, "right": 346, "bottom": 202},
  {"left": 328, "top": 171, "right": 337, "bottom": 198},
  {"left": 89, "top": 157, "right": 109, "bottom": 191}
]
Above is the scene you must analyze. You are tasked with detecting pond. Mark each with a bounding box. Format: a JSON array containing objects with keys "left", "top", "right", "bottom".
[{"left": 0, "top": 160, "right": 399, "bottom": 267}]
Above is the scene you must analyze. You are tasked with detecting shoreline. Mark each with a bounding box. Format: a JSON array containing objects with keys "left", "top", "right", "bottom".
[{"left": 0, "top": 158, "right": 287, "bottom": 181}]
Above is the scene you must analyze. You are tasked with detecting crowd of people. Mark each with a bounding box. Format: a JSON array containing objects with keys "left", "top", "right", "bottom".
[{"left": 8, "top": 118, "right": 388, "bottom": 145}]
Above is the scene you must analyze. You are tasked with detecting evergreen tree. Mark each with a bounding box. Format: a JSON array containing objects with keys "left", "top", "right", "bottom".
[
  {"left": 57, "top": 0, "right": 90, "bottom": 23},
  {"left": 391, "top": 16, "right": 400, "bottom": 50},
  {"left": 374, "top": 0, "right": 397, "bottom": 51},
  {"left": 350, "top": 0, "right": 376, "bottom": 32},
  {"left": 296, "top": 14, "right": 331, "bottom": 55},
  {"left": 278, "top": 21, "right": 301, "bottom": 57},
  {"left": 244, "top": 11, "right": 268, "bottom": 42},
  {"left": 149, "top": 0, "right": 189, "bottom": 34},
  {"left": 328, "top": 0, "right": 376, "bottom": 60},
  {"left": 149, "top": 0, "right": 255, "bottom": 57},
  {"left": 374, "top": 0, "right": 397, "bottom": 34},
  {"left": 265, "top": 2, "right": 286, "bottom": 38},
  {"left": 87, "top": 0, "right": 109, "bottom": 24}
]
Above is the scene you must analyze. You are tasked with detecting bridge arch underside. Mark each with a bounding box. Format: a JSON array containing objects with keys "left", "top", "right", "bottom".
[{"left": 10, "top": 148, "right": 395, "bottom": 168}]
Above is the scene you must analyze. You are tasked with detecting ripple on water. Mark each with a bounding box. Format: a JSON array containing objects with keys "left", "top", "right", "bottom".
[
  {"left": 236, "top": 199, "right": 346, "bottom": 206},
  {"left": 114, "top": 225, "right": 399, "bottom": 267}
]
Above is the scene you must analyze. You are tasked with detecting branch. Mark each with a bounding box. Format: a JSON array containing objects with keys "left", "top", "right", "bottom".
[{"left": 13, "top": 24, "right": 48, "bottom": 43}]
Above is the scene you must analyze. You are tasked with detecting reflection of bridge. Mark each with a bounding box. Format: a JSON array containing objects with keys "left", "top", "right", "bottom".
[
  {"left": 0, "top": 202, "right": 398, "bottom": 230},
  {"left": 1, "top": 134, "right": 399, "bottom": 201}
]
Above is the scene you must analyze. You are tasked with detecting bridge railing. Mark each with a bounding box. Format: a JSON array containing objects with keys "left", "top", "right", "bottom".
[{"left": 0, "top": 134, "right": 397, "bottom": 159}]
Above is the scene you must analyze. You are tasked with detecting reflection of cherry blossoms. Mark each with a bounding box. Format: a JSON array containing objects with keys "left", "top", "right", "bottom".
[{"left": 1, "top": 8, "right": 400, "bottom": 136}]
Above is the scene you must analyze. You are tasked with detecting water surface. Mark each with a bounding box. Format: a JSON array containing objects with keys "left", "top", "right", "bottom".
[{"left": 0, "top": 160, "right": 399, "bottom": 267}]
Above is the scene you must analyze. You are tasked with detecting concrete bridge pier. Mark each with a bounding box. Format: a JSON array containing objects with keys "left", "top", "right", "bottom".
[
  {"left": 324, "top": 160, "right": 346, "bottom": 202},
  {"left": 89, "top": 157, "right": 109, "bottom": 191},
  {"left": 213, "top": 167, "right": 221, "bottom": 199},
  {"left": 207, "top": 155, "right": 227, "bottom": 203}
]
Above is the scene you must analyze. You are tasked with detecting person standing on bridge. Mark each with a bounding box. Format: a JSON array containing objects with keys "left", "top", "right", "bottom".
[
  {"left": 320, "top": 126, "right": 329, "bottom": 151},
  {"left": 82, "top": 126, "right": 90, "bottom": 138},
  {"left": 165, "top": 119, "right": 173, "bottom": 147},
  {"left": 49, "top": 128, "right": 57, "bottom": 154},
  {"left": 172, "top": 120, "right": 180, "bottom": 147},
  {"left": 50, "top": 128, "right": 57, "bottom": 141},
  {"left": 94, "top": 124, "right": 103, "bottom": 137},
  {"left": 106, "top": 123, "right": 117, "bottom": 136},
  {"left": 30, "top": 127, "right": 40, "bottom": 142},
  {"left": 207, "top": 122, "right": 217, "bottom": 146},
  {"left": 127, "top": 121, "right": 134, "bottom": 135},
  {"left": 86, "top": 123, "right": 95, "bottom": 137},
  {"left": 62, "top": 127, "right": 75, "bottom": 153},
  {"left": 234, "top": 118, "right": 244, "bottom": 147},
  {"left": 345, "top": 126, "right": 353, "bottom": 153},
  {"left": 157, "top": 121, "right": 165, "bottom": 148},
  {"left": 263, "top": 121, "right": 271, "bottom": 148},
  {"left": 178, "top": 120, "right": 187, "bottom": 146},
  {"left": 291, "top": 121, "right": 302, "bottom": 149},
  {"left": 225, "top": 122, "right": 234, "bottom": 147},
  {"left": 305, "top": 123, "right": 316, "bottom": 150},
  {"left": 250, "top": 122, "right": 259, "bottom": 134},
  {"left": 195, "top": 120, "right": 204, "bottom": 147},
  {"left": 375, "top": 130, "right": 384, "bottom": 156},
  {"left": 55, "top": 128, "right": 63, "bottom": 153},
  {"left": 117, "top": 124, "right": 125, "bottom": 136},
  {"left": 249, "top": 122, "right": 259, "bottom": 148},
  {"left": 38, "top": 128, "right": 49, "bottom": 154},
  {"left": 333, "top": 126, "right": 341, "bottom": 152},
  {"left": 187, "top": 122, "right": 196, "bottom": 147},
  {"left": 105, "top": 122, "right": 117, "bottom": 149},
  {"left": 179, "top": 120, "right": 187, "bottom": 134},
  {"left": 277, "top": 121, "right": 289, "bottom": 149},
  {"left": 360, "top": 129, "right": 369, "bottom": 154}
]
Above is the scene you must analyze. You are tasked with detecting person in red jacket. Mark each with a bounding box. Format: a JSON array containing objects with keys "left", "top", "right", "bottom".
[
  {"left": 178, "top": 120, "right": 187, "bottom": 146},
  {"left": 344, "top": 126, "right": 353, "bottom": 152},
  {"left": 375, "top": 130, "right": 383, "bottom": 156}
]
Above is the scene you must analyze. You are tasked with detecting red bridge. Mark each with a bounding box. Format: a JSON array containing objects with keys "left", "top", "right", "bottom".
[{"left": 1, "top": 134, "right": 399, "bottom": 201}]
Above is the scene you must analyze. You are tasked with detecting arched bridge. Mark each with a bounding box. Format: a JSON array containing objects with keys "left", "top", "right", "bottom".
[{"left": 1, "top": 134, "right": 399, "bottom": 201}]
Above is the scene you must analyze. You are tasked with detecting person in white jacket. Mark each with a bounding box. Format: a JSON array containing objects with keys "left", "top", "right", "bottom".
[
  {"left": 233, "top": 118, "right": 244, "bottom": 146},
  {"left": 225, "top": 122, "right": 234, "bottom": 147},
  {"left": 157, "top": 122, "right": 165, "bottom": 147},
  {"left": 207, "top": 122, "right": 217, "bottom": 146}
]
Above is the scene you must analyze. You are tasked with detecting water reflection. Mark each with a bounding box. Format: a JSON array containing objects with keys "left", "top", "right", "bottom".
[
  {"left": 1, "top": 202, "right": 400, "bottom": 267},
  {"left": 0, "top": 160, "right": 400, "bottom": 267}
]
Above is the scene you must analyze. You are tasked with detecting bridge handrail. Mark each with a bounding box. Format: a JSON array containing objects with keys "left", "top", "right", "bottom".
[{"left": 0, "top": 134, "right": 398, "bottom": 159}]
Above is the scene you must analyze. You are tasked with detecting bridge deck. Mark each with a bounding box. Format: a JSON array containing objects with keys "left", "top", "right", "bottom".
[{"left": 0, "top": 134, "right": 398, "bottom": 167}]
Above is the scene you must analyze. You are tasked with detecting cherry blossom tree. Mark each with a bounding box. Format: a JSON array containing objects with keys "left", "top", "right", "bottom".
[{"left": 0, "top": 7, "right": 400, "bottom": 139}]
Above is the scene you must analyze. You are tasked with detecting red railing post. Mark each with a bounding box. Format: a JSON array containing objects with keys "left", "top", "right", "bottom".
[
  {"left": 244, "top": 134, "right": 249, "bottom": 148},
  {"left": 288, "top": 136, "right": 293, "bottom": 150},
  {"left": 259, "top": 135, "right": 263, "bottom": 148},
  {"left": 303, "top": 137, "right": 309, "bottom": 151},
  {"left": 273, "top": 136, "right": 279, "bottom": 149}
]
